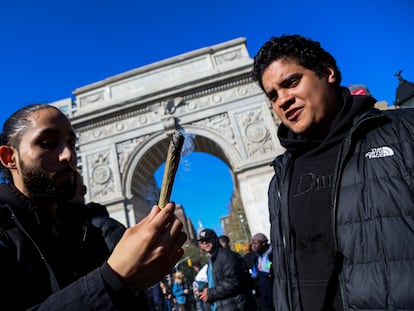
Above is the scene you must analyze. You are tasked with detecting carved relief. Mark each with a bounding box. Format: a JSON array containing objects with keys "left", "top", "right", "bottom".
[
  {"left": 93, "top": 129, "right": 102, "bottom": 138},
  {"left": 193, "top": 113, "right": 237, "bottom": 147},
  {"left": 188, "top": 101, "right": 198, "bottom": 111},
  {"left": 211, "top": 94, "right": 222, "bottom": 104},
  {"left": 150, "top": 97, "right": 185, "bottom": 116},
  {"left": 235, "top": 109, "right": 275, "bottom": 156},
  {"left": 116, "top": 136, "right": 150, "bottom": 175},
  {"left": 213, "top": 48, "right": 242, "bottom": 65},
  {"left": 139, "top": 115, "right": 147, "bottom": 124},
  {"left": 236, "top": 86, "right": 248, "bottom": 96},
  {"left": 115, "top": 122, "right": 124, "bottom": 132},
  {"left": 79, "top": 90, "right": 105, "bottom": 106},
  {"left": 207, "top": 83, "right": 253, "bottom": 108},
  {"left": 87, "top": 150, "right": 115, "bottom": 198}
]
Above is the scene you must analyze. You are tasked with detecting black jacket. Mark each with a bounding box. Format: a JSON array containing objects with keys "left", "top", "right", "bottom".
[
  {"left": 207, "top": 246, "right": 254, "bottom": 311},
  {"left": 87, "top": 202, "right": 126, "bottom": 252},
  {"left": 269, "top": 89, "right": 414, "bottom": 310},
  {"left": 253, "top": 246, "right": 273, "bottom": 305},
  {"left": 0, "top": 183, "right": 144, "bottom": 310}
]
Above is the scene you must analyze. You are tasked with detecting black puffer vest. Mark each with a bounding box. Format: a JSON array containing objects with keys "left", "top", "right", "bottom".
[{"left": 269, "top": 92, "right": 414, "bottom": 310}]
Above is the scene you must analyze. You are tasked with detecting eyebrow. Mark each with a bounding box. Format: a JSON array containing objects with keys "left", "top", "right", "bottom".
[
  {"left": 37, "top": 128, "right": 77, "bottom": 139},
  {"left": 266, "top": 72, "right": 303, "bottom": 97},
  {"left": 280, "top": 72, "right": 302, "bottom": 86}
]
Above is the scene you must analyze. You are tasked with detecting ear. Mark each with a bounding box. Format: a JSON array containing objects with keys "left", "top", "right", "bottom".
[
  {"left": 81, "top": 185, "right": 87, "bottom": 196},
  {"left": 0, "top": 145, "right": 16, "bottom": 169},
  {"left": 325, "top": 66, "right": 336, "bottom": 84}
]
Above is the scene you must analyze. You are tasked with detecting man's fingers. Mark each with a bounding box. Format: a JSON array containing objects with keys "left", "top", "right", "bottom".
[
  {"left": 170, "top": 230, "right": 187, "bottom": 252},
  {"left": 152, "top": 202, "right": 176, "bottom": 231}
]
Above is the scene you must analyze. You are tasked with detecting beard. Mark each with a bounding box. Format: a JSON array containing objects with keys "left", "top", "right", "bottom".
[{"left": 20, "top": 159, "right": 77, "bottom": 204}]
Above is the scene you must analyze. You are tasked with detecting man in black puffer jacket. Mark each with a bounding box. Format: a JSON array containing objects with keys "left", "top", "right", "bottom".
[
  {"left": 197, "top": 229, "right": 255, "bottom": 311},
  {"left": 252, "top": 34, "right": 414, "bottom": 311}
]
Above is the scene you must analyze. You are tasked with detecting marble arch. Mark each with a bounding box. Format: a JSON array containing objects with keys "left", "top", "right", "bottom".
[{"left": 52, "top": 38, "right": 285, "bottom": 236}]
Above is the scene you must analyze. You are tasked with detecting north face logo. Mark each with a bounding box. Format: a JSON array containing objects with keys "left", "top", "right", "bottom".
[{"left": 365, "top": 146, "right": 394, "bottom": 159}]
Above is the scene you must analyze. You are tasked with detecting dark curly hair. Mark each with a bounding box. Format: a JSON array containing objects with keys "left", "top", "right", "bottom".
[
  {"left": 252, "top": 34, "right": 342, "bottom": 91},
  {"left": 0, "top": 103, "right": 60, "bottom": 183}
]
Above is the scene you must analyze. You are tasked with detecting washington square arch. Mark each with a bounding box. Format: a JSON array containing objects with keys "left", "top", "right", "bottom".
[{"left": 52, "top": 38, "right": 285, "bottom": 236}]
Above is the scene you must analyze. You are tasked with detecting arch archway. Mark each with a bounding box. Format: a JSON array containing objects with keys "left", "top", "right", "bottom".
[
  {"left": 54, "top": 38, "right": 285, "bottom": 236},
  {"left": 123, "top": 126, "right": 240, "bottom": 222}
]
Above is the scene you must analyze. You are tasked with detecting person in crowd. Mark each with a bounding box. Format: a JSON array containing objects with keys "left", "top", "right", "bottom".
[
  {"left": 193, "top": 262, "right": 210, "bottom": 311},
  {"left": 218, "top": 235, "right": 230, "bottom": 249},
  {"left": 197, "top": 228, "right": 255, "bottom": 310},
  {"left": 240, "top": 241, "right": 260, "bottom": 308},
  {"left": 71, "top": 171, "right": 126, "bottom": 252},
  {"left": 252, "top": 34, "right": 414, "bottom": 310},
  {"left": 160, "top": 280, "right": 173, "bottom": 311},
  {"left": 0, "top": 103, "right": 186, "bottom": 310},
  {"left": 172, "top": 270, "right": 189, "bottom": 311},
  {"left": 241, "top": 241, "right": 255, "bottom": 272},
  {"left": 251, "top": 233, "right": 273, "bottom": 311},
  {"left": 151, "top": 281, "right": 166, "bottom": 311}
]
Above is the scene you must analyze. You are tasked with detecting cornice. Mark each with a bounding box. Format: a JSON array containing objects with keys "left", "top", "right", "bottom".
[{"left": 73, "top": 74, "right": 254, "bottom": 132}]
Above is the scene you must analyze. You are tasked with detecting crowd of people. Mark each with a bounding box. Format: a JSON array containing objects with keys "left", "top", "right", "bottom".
[
  {"left": 2, "top": 33, "right": 414, "bottom": 310},
  {"left": 143, "top": 230, "right": 273, "bottom": 311}
]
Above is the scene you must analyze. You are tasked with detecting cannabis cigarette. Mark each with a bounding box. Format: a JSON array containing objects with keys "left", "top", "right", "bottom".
[{"left": 158, "top": 131, "right": 184, "bottom": 209}]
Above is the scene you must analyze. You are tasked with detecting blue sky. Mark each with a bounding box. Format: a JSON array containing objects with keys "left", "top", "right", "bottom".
[{"left": 1, "top": 0, "right": 413, "bottom": 233}]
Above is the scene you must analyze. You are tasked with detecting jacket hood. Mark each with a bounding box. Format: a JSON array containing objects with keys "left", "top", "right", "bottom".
[
  {"left": 0, "top": 183, "right": 33, "bottom": 216},
  {"left": 0, "top": 182, "right": 90, "bottom": 230}
]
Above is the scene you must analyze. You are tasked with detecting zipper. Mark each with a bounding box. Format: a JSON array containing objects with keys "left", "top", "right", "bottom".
[
  {"left": 6, "top": 207, "right": 61, "bottom": 292},
  {"left": 276, "top": 154, "right": 296, "bottom": 311},
  {"left": 331, "top": 134, "right": 350, "bottom": 311}
]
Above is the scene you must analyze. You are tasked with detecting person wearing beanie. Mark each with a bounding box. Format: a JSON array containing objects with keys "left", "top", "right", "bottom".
[
  {"left": 197, "top": 229, "right": 255, "bottom": 310},
  {"left": 251, "top": 233, "right": 273, "bottom": 311}
]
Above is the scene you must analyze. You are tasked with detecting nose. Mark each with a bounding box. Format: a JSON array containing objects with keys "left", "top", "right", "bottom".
[
  {"left": 278, "top": 90, "right": 295, "bottom": 110},
  {"left": 59, "top": 142, "right": 75, "bottom": 163}
]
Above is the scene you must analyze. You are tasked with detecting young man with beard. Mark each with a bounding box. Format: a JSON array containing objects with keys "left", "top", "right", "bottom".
[
  {"left": 0, "top": 103, "right": 187, "bottom": 310},
  {"left": 252, "top": 34, "right": 414, "bottom": 311}
]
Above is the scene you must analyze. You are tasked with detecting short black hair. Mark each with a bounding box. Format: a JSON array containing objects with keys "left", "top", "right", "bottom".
[
  {"left": 252, "top": 34, "right": 342, "bottom": 91},
  {"left": 218, "top": 235, "right": 230, "bottom": 244},
  {"left": 0, "top": 104, "right": 62, "bottom": 183}
]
